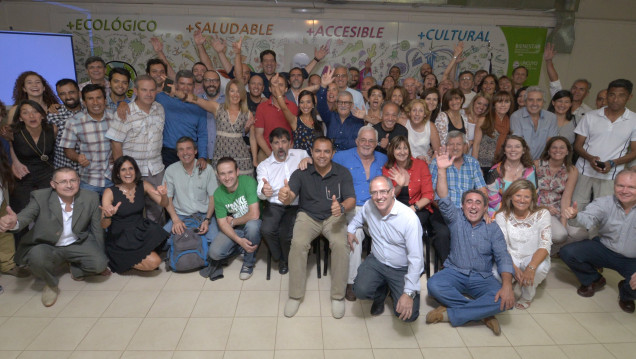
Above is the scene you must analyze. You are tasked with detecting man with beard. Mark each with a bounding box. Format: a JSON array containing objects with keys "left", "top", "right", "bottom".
[
  {"left": 247, "top": 75, "right": 265, "bottom": 114},
  {"left": 360, "top": 76, "right": 377, "bottom": 103},
  {"left": 348, "top": 67, "right": 360, "bottom": 89},
  {"left": 105, "top": 67, "right": 133, "bottom": 111},
  {"left": 146, "top": 58, "right": 169, "bottom": 89},
  {"left": 420, "top": 63, "right": 433, "bottom": 80},
  {"left": 284, "top": 67, "right": 305, "bottom": 105},
  {"left": 257, "top": 128, "right": 309, "bottom": 275},
  {"left": 192, "top": 62, "right": 208, "bottom": 97},
  {"left": 48, "top": 79, "right": 83, "bottom": 170},
  {"left": 200, "top": 70, "right": 225, "bottom": 164},
  {"left": 60, "top": 84, "right": 115, "bottom": 196},
  {"left": 403, "top": 77, "right": 419, "bottom": 104}
]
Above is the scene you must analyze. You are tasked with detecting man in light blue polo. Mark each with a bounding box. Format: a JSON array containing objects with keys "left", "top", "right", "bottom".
[
  {"left": 510, "top": 86, "right": 558, "bottom": 160},
  {"left": 333, "top": 125, "right": 387, "bottom": 301}
]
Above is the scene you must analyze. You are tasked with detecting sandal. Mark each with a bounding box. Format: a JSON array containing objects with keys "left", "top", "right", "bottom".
[{"left": 515, "top": 300, "right": 531, "bottom": 310}]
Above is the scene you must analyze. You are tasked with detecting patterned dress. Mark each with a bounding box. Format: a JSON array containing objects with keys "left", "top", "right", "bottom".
[
  {"left": 535, "top": 160, "right": 568, "bottom": 218},
  {"left": 477, "top": 130, "right": 500, "bottom": 169},
  {"left": 293, "top": 117, "right": 321, "bottom": 155},
  {"left": 212, "top": 107, "right": 254, "bottom": 177}
]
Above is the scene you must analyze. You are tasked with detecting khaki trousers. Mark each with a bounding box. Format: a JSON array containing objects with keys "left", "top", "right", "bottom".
[{"left": 288, "top": 212, "right": 350, "bottom": 300}]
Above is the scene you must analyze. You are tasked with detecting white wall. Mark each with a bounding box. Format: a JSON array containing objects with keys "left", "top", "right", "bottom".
[{"left": 1, "top": 0, "right": 634, "bottom": 108}]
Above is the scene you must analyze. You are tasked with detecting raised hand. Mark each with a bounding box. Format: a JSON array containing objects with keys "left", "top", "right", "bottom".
[
  {"left": 261, "top": 178, "right": 273, "bottom": 198},
  {"left": 379, "top": 134, "right": 390, "bottom": 149},
  {"left": 232, "top": 36, "right": 243, "bottom": 55},
  {"left": 149, "top": 37, "right": 163, "bottom": 53},
  {"left": 321, "top": 66, "right": 335, "bottom": 87},
  {"left": 435, "top": 146, "right": 455, "bottom": 170},
  {"left": 278, "top": 179, "right": 291, "bottom": 204},
  {"left": 364, "top": 57, "right": 372, "bottom": 70},
  {"left": 270, "top": 74, "right": 284, "bottom": 98},
  {"left": 0, "top": 206, "right": 18, "bottom": 232},
  {"left": 330, "top": 195, "right": 342, "bottom": 217},
  {"left": 314, "top": 44, "right": 329, "bottom": 61},
  {"left": 453, "top": 41, "right": 464, "bottom": 58},
  {"left": 193, "top": 29, "right": 206, "bottom": 46},
  {"left": 210, "top": 34, "right": 227, "bottom": 54},
  {"left": 563, "top": 201, "right": 578, "bottom": 220},
  {"left": 544, "top": 42, "right": 556, "bottom": 61},
  {"left": 388, "top": 166, "right": 410, "bottom": 187},
  {"left": 352, "top": 107, "right": 366, "bottom": 119}
]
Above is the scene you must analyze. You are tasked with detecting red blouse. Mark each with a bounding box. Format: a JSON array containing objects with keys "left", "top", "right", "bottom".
[{"left": 382, "top": 157, "right": 434, "bottom": 213}]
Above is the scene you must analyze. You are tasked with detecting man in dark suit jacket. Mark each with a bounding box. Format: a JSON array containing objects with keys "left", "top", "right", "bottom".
[{"left": 0, "top": 167, "right": 108, "bottom": 307}]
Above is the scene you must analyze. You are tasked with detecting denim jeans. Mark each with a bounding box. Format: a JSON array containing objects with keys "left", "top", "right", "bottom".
[
  {"left": 208, "top": 219, "right": 262, "bottom": 268},
  {"left": 80, "top": 178, "right": 113, "bottom": 198},
  {"left": 163, "top": 213, "right": 219, "bottom": 246},
  {"left": 561, "top": 237, "right": 636, "bottom": 301},
  {"left": 427, "top": 267, "right": 506, "bottom": 326}
]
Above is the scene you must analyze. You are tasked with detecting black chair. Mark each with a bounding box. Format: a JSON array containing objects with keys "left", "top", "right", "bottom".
[
  {"left": 264, "top": 237, "right": 323, "bottom": 280},
  {"left": 424, "top": 227, "right": 442, "bottom": 278}
]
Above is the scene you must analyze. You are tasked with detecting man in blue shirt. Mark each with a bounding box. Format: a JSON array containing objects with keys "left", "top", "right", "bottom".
[
  {"left": 155, "top": 70, "right": 208, "bottom": 168},
  {"left": 333, "top": 125, "right": 387, "bottom": 301},
  {"left": 317, "top": 67, "right": 364, "bottom": 151},
  {"left": 510, "top": 86, "right": 558, "bottom": 160},
  {"left": 426, "top": 146, "right": 515, "bottom": 335}
]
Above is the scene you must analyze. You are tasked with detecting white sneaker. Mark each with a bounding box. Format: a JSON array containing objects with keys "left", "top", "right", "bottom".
[
  {"left": 331, "top": 299, "right": 345, "bottom": 319},
  {"left": 41, "top": 285, "right": 59, "bottom": 307},
  {"left": 284, "top": 298, "right": 301, "bottom": 317}
]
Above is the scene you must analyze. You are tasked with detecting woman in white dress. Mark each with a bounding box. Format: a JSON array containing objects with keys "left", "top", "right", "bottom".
[
  {"left": 398, "top": 99, "right": 439, "bottom": 163},
  {"left": 495, "top": 179, "right": 552, "bottom": 309}
]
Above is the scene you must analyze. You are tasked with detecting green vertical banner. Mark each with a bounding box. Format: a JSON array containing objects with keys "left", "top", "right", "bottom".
[{"left": 500, "top": 27, "right": 548, "bottom": 86}]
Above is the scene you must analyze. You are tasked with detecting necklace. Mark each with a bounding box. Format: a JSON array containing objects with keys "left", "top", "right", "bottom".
[
  {"left": 20, "top": 129, "right": 52, "bottom": 164},
  {"left": 505, "top": 162, "right": 522, "bottom": 178}
]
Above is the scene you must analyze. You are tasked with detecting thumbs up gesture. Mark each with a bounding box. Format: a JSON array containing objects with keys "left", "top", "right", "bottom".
[
  {"left": 0, "top": 206, "right": 18, "bottom": 232},
  {"left": 379, "top": 133, "right": 390, "bottom": 149},
  {"left": 331, "top": 194, "right": 343, "bottom": 217},
  {"left": 278, "top": 179, "right": 292, "bottom": 205},
  {"left": 563, "top": 201, "right": 578, "bottom": 220},
  {"left": 261, "top": 178, "right": 274, "bottom": 198}
]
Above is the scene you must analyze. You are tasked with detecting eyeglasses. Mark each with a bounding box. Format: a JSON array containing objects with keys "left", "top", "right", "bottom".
[
  {"left": 203, "top": 79, "right": 220, "bottom": 84},
  {"left": 334, "top": 74, "right": 348, "bottom": 78},
  {"left": 358, "top": 138, "right": 377, "bottom": 145},
  {"left": 370, "top": 189, "right": 390, "bottom": 197},
  {"left": 53, "top": 178, "right": 79, "bottom": 186},
  {"left": 336, "top": 101, "right": 352, "bottom": 106}
]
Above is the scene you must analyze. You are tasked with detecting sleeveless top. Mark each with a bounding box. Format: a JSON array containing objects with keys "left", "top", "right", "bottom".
[{"left": 405, "top": 120, "right": 431, "bottom": 160}]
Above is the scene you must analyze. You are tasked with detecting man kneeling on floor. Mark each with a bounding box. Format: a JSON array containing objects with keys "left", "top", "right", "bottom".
[
  {"left": 0, "top": 167, "right": 109, "bottom": 307},
  {"left": 426, "top": 147, "right": 515, "bottom": 335},
  {"left": 348, "top": 176, "right": 423, "bottom": 321}
]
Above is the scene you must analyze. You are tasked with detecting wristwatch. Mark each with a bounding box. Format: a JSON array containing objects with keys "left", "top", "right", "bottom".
[
  {"left": 609, "top": 160, "right": 616, "bottom": 168},
  {"left": 340, "top": 204, "right": 345, "bottom": 214},
  {"left": 204, "top": 217, "right": 211, "bottom": 223},
  {"left": 413, "top": 204, "right": 421, "bottom": 211},
  {"left": 404, "top": 291, "right": 416, "bottom": 299}
]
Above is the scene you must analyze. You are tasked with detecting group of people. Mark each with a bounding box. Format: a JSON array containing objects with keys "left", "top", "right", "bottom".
[{"left": 0, "top": 33, "right": 634, "bottom": 336}]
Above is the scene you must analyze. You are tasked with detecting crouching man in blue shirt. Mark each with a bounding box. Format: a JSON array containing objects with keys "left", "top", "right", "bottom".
[{"left": 426, "top": 146, "right": 515, "bottom": 335}]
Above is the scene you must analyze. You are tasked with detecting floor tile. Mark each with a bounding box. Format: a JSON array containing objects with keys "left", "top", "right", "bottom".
[
  {"left": 525, "top": 288, "right": 567, "bottom": 314},
  {"left": 76, "top": 317, "right": 142, "bottom": 350},
  {"left": 532, "top": 313, "right": 597, "bottom": 344},
  {"left": 241, "top": 269, "right": 282, "bottom": 291},
  {"left": 82, "top": 272, "right": 131, "bottom": 290},
  {"left": 58, "top": 290, "right": 117, "bottom": 317},
  {"left": 69, "top": 351, "right": 122, "bottom": 359},
  {"left": 0, "top": 317, "right": 53, "bottom": 350},
  {"left": 421, "top": 347, "right": 472, "bottom": 359},
  {"left": 500, "top": 313, "right": 554, "bottom": 346},
  {"left": 101, "top": 290, "right": 160, "bottom": 318},
  {"left": 603, "top": 342, "right": 636, "bottom": 359},
  {"left": 146, "top": 290, "right": 199, "bottom": 317},
  {"left": 202, "top": 269, "right": 244, "bottom": 291},
  {"left": 456, "top": 321, "right": 511, "bottom": 347},
  {"left": 13, "top": 290, "right": 80, "bottom": 317},
  {"left": 514, "top": 345, "right": 568, "bottom": 359},
  {"left": 27, "top": 317, "right": 97, "bottom": 350},
  {"left": 0, "top": 351, "right": 20, "bottom": 359},
  {"left": 172, "top": 351, "right": 224, "bottom": 359},
  {"left": 411, "top": 318, "right": 465, "bottom": 348},
  {"left": 236, "top": 290, "right": 280, "bottom": 317},
  {"left": 120, "top": 350, "right": 173, "bottom": 358},
  {"left": 323, "top": 349, "right": 374, "bottom": 359},
  {"left": 319, "top": 290, "right": 364, "bottom": 318},
  {"left": 162, "top": 272, "right": 206, "bottom": 291},
  {"left": 559, "top": 343, "right": 615, "bottom": 359},
  {"left": 278, "top": 290, "right": 321, "bottom": 317},
  {"left": 610, "top": 312, "right": 636, "bottom": 337},
  {"left": 275, "top": 316, "right": 323, "bottom": 350},
  {"left": 126, "top": 318, "right": 188, "bottom": 350},
  {"left": 191, "top": 290, "right": 240, "bottom": 317},
  {"left": 572, "top": 312, "right": 636, "bottom": 343},
  {"left": 0, "top": 290, "right": 35, "bottom": 316},
  {"left": 177, "top": 317, "right": 233, "bottom": 350},
  {"left": 365, "top": 315, "right": 418, "bottom": 348},
  {"left": 321, "top": 316, "right": 370, "bottom": 349},
  {"left": 226, "top": 317, "right": 277, "bottom": 350},
  {"left": 546, "top": 288, "right": 606, "bottom": 313},
  {"left": 17, "top": 351, "right": 72, "bottom": 359},
  {"left": 122, "top": 270, "right": 170, "bottom": 291},
  {"left": 274, "top": 349, "right": 324, "bottom": 359},
  {"left": 223, "top": 350, "right": 274, "bottom": 359},
  {"left": 373, "top": 348, "right": 424, "bottom": 359},
  {"left": 469, "top": 346, "right": 521, "bottom": 359}
]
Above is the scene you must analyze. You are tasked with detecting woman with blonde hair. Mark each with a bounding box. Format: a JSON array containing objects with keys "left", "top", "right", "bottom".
[
  {"left": 495, "top": 179, "right": 551, "bottom": 309},
  {"left": 399, "top": 99, "right": 439, "bottom": 163}
]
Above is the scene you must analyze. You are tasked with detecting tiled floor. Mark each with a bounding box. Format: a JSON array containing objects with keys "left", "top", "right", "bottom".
[{"left": 0, "top": 253, "right": 634, "bottom": 359}]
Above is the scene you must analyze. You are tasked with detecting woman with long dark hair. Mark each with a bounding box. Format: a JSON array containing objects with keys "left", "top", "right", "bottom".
[
  {"left": 435, "top": 88, "right": 468, "bottom": 147},
  {"left": 101, "top": 156, "right": 169, "bottom": 273},
  {"left": 473, "top": 90, "right": 514, "bottom": 175},
  {"left": 547, "top": 90, "right": 576, "bottom": 144},
  {"left": 273, "top": 88, "right": 324, "bottom": 156},
  {"left": 7, "top": 71, "right": 59, "bottom": 121}
]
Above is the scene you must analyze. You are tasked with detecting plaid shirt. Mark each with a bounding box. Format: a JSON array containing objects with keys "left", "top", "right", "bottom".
[
  {"left": 430, "top": 154, "right": 486, "bottom": 208},
  {"left": 47, "top": 105, "right": 84, "bottom": 171},
  {"left": 59, "top": 109, "right": 114, "bottom": 187},
  {"left": 106, "top": 101, "right": 165, "bottom": 177}
]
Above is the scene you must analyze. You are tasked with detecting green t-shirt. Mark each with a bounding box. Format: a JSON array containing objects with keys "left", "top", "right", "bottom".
[{"left": 214, "top": 175, "right": 258, "bottom": 219}]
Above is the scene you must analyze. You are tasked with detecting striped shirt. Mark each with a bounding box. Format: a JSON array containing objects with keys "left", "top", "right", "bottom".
[
  {"left": 47, "top": 105, "right": 83, "bottom": 171},
  {"left": 106, "top": 101, "right": 165, "bottom": 177},
  {"left": 430, "top": 154, "right": 486, "bottom": 208},
  {"left": 59, "top": 110, "right": 114, "bottom": 187}
]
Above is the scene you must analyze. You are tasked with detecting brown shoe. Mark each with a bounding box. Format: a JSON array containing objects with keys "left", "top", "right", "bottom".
[
  {"left": 618, "top": 280, "right": 635, "bottom": 313},
  {"left": 482, "top": 316, "right": 501, "bottom": 335},
  {"left": 345, "top": 284, "right": 357, "bottom": 301},
  {"left": 425, "top": 305, "right": 447, "bottom": 324},
  {"left": 2, "top": 266, "right": 30, "bottom": 278},
  {"left": 577, "top": 276, "right": 606, "bottom": 297}
]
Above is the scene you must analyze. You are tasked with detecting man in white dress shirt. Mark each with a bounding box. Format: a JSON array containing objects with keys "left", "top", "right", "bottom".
[
  {"left": 257, "top": 128, "right": 309, "bottom": 274},
  {"left": 348, "top": 176, "right": 424, "bottom": 321}
]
